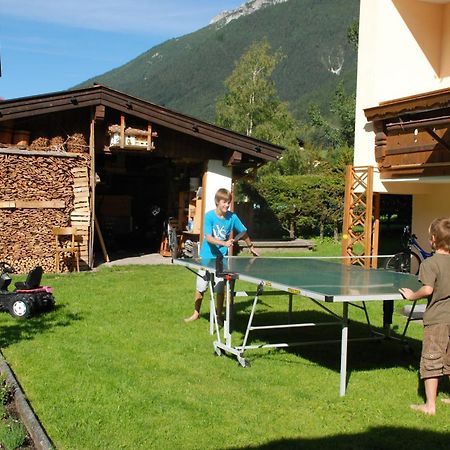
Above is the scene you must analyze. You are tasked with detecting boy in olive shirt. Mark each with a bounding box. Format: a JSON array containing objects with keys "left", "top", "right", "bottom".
[{"left": 399, "top": 217, "right": 450, "bottom": 415}]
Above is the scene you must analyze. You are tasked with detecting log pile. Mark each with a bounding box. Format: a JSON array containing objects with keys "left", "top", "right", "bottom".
[
  {"left": 67, "top": 133, "right": 88, "bottom": 153},
  {"left": 70, "top": 167, "right": 91, "bottom": 268},
  {"left": 0, "top": 152, "right": 90, "bottom": 273},
  {"left": 2, "top": 133, "right": 88, "bottom": 153},
  {"left": 29, "top": 137, "right": 50, "bottom": 151}
]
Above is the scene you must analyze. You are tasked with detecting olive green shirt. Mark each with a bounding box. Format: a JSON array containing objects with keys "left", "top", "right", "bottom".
[{"left": 419, "top": 253, "right": 450, "bottom": 326}]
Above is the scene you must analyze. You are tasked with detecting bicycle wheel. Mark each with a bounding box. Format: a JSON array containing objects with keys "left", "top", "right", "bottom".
[
  {"left": 167, "top": 227, "right": 178, "bottom": 259},
  {"left": 409, "top": 251, "right": 421, "bottom": 275},
  {"left": 385, "top": 251, "right": 421, "bottom": 274},
  {"left": 385, "top": 252, "right": 410, "bottom": 273}
]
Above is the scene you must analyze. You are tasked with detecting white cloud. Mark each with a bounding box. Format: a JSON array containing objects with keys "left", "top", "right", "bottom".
[{"left": 0, "top": 0, "right": 244, "bottom": 35}]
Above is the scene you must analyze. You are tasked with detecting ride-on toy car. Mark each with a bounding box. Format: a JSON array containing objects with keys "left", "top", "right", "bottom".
[{"left": 0, "top": 262, "right": 55, "bottom": 318}]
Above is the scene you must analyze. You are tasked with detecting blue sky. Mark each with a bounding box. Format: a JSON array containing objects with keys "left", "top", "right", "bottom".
[{"left": 0, "top": 0, "right": 244, "bottom": 100}]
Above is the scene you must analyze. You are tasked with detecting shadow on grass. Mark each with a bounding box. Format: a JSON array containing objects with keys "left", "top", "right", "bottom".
[
  {"left": 203, "top": 303, "right": 424, "bottom": 391},
  {"left": 225, "top": 426, "right": 450, "bottom": 450},
  {"left": 227, "top": 307, "right": 420, "bottom": 370},
  {"left": 0, "top": 304, "right": 83, "bottom": 349}
]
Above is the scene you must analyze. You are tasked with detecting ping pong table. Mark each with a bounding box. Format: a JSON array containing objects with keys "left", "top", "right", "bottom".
[{"left": 174, "top": 256, "right": 422, "bottom": 396}]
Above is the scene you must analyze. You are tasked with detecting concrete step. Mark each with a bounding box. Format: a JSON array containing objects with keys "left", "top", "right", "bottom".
[{"left": 402, "top": 303, "right": 426, "bottom": 320}]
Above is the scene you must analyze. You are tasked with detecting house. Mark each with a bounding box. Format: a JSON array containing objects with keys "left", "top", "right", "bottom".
[
  {"left": 0, "top": 85, "right": 283, "bottom": 272},
  {"left": 353, "top": 0, "right": 450, "bottom": 251}
]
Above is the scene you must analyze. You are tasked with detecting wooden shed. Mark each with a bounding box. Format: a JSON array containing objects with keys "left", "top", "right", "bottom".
[{"left": 0, "top": 85, "right": 283, "bottom": 272}]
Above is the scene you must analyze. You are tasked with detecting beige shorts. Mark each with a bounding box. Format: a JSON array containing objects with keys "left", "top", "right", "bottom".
[
  {"left": 420, "top": 323, "right": 450, "bottom": 379},
  {"left": 196, "top": 270, "right": 224, "bottom": 294}
]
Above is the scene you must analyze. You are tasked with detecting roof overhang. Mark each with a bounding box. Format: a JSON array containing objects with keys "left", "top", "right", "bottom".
[
  {"left": 0, "top": 85, "right": 283, "bottom": 162},
  {"left": 364, "top": 87, "right": 450, "bottom": 123}
]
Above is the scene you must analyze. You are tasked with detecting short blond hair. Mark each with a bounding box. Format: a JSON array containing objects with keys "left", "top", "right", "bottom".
[
  {"left": 429, "top": 217, "right": 450, "bottom": 252},
  {"left": 214, "top": 188, "right": 232, "bottom": 205}
]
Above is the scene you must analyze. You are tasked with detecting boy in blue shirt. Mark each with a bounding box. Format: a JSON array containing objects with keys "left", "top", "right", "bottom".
[{"left": 184, "top": 188, "right": 259, "bottom": 324}]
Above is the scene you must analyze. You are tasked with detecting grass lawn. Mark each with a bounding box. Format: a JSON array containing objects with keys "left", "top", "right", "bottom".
[{"left": 1, "top": 246, "right": 450, "bottom": 449}]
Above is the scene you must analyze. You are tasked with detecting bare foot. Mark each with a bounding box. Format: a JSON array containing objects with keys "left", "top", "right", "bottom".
[
  {"left": 441, "top": 398, "right": 450, "bottom": 404},
  {"left": 184, "top": 311, "right": 200, "bottom": 323},
  {"left": 410, "top": 404, "right": 435, "bottom": 415}
]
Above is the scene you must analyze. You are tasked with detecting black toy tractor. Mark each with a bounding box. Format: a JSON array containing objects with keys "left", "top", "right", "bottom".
[{"left": 0, "top": 262, "right": 55, "bottom": 318}]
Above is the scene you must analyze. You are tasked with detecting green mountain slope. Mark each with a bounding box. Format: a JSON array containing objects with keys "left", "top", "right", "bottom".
[{"left": 77, "top": 0, "right": 359, "bottom": 123}]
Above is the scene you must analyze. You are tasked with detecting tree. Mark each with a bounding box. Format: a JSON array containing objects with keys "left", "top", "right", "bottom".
[
  {"left": 347, "top": 20, "right": 359, "bottom": 51},
  {"left": 216, "top": 39, "right": 300, "bottom": 150},
  {"left": 252, "top": 174, "right": 345, "bottom": 239},
  {"left": 216, "top": 38, "right": 306, "bottom": 179},
  {"left": 308, "top": 81, "right": 355, "bottom": 149}
]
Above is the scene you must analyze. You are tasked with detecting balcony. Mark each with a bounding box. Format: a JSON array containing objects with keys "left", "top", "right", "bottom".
[{"left": 364, "top": 88, "right": 450, "bottom": 179}]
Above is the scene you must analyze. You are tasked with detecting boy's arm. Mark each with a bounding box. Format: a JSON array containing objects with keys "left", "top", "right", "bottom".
[
  {"left": 242, "top": 234, "right": 259, "bottom": 256},
  {"left": 205, "top": 234, "right": 233, "bottom": 248},
  {"left": 399, "top": 285, "right": 433, "bottom": 301},
  {"left": 232, "top": 214, "right": 259, "bottom": 256}
]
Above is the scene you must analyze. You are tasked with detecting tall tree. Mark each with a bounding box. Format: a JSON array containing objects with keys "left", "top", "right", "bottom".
[
  {"left": 216, "top": 39, "right": 299, "bottom": 147},
  {"left": 308, "top": 81, "right": 355, "bottom": 149}
]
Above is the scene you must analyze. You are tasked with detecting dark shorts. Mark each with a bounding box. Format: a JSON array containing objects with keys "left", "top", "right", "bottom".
[{"left": 420, "top": 323, "right": 450, "bottom": 379}]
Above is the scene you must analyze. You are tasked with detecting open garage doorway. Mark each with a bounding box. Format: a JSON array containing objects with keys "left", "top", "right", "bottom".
[{"left": 94, "top": 151, "right": 203, "bottom": 262}]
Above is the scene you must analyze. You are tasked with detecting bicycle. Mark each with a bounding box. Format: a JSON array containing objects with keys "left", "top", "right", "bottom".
[{"left": 384, "top": 225, "right": 433, "bottom": 275}]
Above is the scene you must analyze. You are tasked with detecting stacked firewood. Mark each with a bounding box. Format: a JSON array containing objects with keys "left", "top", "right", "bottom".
[
  {"left": 3, "top": 132, "right": 88, "bottom": 153},
  {"left": 67, "top": 133, "right": 88, "bottom": 153},
  {"left": 29, "top": 137, "right": 50, "bottom": 151},
  {"left": 50, "top": 136, "right": 65, "bottom": 151},
  {"left": 0, "top": 153, "right": 90, "bottom": 273}
]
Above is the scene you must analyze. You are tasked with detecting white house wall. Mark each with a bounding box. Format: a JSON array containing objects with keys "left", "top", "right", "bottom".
[
  {"left": 355, "top": 0, "right": 450, "bottom": 242},
  {"left": 413, "top": 184, "right": 450, "bottom": 252},
  {"left": 355, "top": 0, "right": 450, "bottom": 193},
  {"left": 204, "top": 160, "right": 232, "bottom": 211}
]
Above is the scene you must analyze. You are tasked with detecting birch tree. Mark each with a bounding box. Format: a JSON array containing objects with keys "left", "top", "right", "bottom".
[{"left": 216, "top": 40, "right": 285, "bottom": 138}]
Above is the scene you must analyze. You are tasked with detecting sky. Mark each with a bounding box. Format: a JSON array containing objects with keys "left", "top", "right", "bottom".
[{"left": 0, "top": 0, "right": 245, "bottom": 100}]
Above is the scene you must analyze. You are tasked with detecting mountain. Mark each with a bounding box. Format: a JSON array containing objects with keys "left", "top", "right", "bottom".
[{"left": 77, "top": 0, "right": 359, "bottom": 123}]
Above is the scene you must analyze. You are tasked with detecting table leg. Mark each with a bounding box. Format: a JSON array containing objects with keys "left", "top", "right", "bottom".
[
  {"left": 224, "top": 279, "right": 232, "bottom": 347},
  {"left": 288, "top": 293, "right": 293, "bottom": 323},
  {"left": 340, "top": 302, "right": 349, "bottom": 397}
]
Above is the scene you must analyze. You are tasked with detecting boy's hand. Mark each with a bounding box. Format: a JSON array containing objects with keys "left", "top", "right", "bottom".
[
  {"left": 223, "top": 239, "right": 234, "bottom": 248},
  {"left": 399, "top": 287, "right": 414, "bottom": 300},
  {"left": 250, "top": 247, "right": 259, "bottom": 257}
]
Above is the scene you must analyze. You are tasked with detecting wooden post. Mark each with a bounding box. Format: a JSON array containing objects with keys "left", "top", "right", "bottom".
[
  {"left": 94, "top": 215, "right": 110, "bottom": 263},
  {"left": 89, "top": 115, "right": 96, "bottom": 268},
  {"left": 363, "top": 166, "right": 374, "bottom": 269},
  {"left": 371, "top": 192, "right": 381, "bottom": 269},
  {"left": 120, "top": 115, "right": 125, "bottom": 149},
  {"left": 147, "top": 123, "right": 152, "bottom": 151},
  {"left": 341, "top": 165, "right": 353, "bottom": 264},
  {"left": 341, "top": 165, "right": 377, "bottom": 268}
]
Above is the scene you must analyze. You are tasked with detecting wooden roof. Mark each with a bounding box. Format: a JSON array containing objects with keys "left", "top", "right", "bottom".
[{"left": 0, "top": 85, "right": 283, "bottom": 162}]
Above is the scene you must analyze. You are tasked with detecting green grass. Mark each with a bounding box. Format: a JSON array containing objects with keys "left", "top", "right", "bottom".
[
  {"left": 0, "top": 418, "right": 27, "bottom": 450},
  {"left": 0, "top": 374, "right": 27, "bottom": 450},
  {"left": 0, "top": 245, "right": 450, "bottom": 449}
]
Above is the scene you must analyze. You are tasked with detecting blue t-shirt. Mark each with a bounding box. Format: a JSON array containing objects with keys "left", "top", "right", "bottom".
[{"left": 199, "top": 209, "right": 246, "bottom": 258}]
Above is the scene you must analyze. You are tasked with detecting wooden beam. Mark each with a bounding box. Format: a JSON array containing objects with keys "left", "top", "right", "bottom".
[
  {"left": 224, "top": 151, "right": 242, "bottom": 166},
  {"left": 120, "top": 115, "right": 125, "bottom": 149},
  {"left": 95, "top": 105, "right": 105, "bottom": 121},
  {"left": 0, "top": 148, "right": 81, "bottom": 158},
  {"left": 0, "top": 201, "right": 15, "bottom": 208},
  {"left": 147, "top": 123, "right": 152, "bottom": 151},
  {"left": 425, "top": 127, "right": 450, "bottom": 152},
  {"left": 0, "top": 200, "right": 65, "bottom": 209}
]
